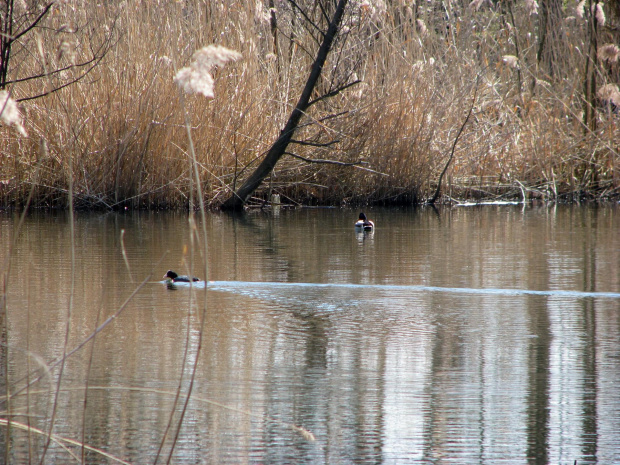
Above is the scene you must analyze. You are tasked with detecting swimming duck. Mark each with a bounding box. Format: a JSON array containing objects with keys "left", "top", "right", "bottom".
[
  {"left": 354, "top": 212, "right": 374, "bottom": 231},
  {"left": 163, "top": 270, "right": 200, "bottom": 283}
]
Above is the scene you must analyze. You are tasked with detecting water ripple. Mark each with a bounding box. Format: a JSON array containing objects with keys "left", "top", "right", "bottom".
[{"left": 205, "top": 281, "right": 620, "bottom": 300}]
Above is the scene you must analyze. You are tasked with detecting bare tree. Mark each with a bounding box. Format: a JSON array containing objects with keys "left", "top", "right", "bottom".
[
  {"left": 428, "top": 79, "right": 478, "bottom": 205},
  {"left": 221, "top": 0, "right": 352, "bottom": 211},
  {"left": 1, "top": 0, "right": 115, "bottom": 101}
]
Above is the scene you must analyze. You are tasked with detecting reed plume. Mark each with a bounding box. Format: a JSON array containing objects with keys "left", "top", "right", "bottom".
[
  {"left": 0, "top": 91, "right": 27, "bottom": 137},
  {"left": 174, "top": 45, "right": 242, "bottom": 98},
  {"left": 599, "top": 44, "right": 620, "bottom": 63},
  {"left": 597, "top": 84, "right": 620, "bottom": 107}
]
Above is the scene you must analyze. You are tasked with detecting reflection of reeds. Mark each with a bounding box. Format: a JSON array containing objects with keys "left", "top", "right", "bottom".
[
  {"left": 0, "top": 418, "right": 131, "bottom": 465},
  {"left": 6, "top": 384, "right": 315, "bottom": 459}
]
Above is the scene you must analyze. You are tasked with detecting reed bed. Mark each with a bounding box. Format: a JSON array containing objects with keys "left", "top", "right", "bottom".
[{"left": 1, "top": 0, "right": 618, "bottom": 209}]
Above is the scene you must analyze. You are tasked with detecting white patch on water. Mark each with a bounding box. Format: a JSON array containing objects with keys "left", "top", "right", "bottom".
[{"left": 204, "top": 281, "right": 620, "bottom": 300}]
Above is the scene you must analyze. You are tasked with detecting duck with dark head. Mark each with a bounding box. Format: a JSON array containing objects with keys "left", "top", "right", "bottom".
[
  {"left": 354, "top": 212, "right": 374, "bottom": 231},
  {"left": 163, "top": 270, "right": 200, "bottom": 283}
]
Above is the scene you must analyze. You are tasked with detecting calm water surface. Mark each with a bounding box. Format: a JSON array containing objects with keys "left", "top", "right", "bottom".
[{"left": 1, "top": 205, "right": 619, "bottom": 464}]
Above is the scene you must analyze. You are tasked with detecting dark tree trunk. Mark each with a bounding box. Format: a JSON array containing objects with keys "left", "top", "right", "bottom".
[
  {"left": 221, "top": 0, "right": 348, "bottom": 211},
  {"left": 583, "top": 0, "right": 599, "bottom": 134},
  {"left": 536, "top": 0, "right": 567, "bottom": 78}
]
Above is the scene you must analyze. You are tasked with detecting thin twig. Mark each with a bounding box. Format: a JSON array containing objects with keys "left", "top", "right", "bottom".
[
  {"left": 307, "top": 79, "right": 361, "bottom": 107},
  {"left": 288, "top": 0, "right": 325, "bottom": 38},
  {"left": 285, "top": 152, "right": 389, "bottom": 176},
  {"left": 289, "top": 138, "right": 340, "bottom": 147},
  {"left": 285, "top": 151, "right": 367, "bottom": 166},
  {"left": 428, "top": 77, "right": 479, "bottom": 205}
]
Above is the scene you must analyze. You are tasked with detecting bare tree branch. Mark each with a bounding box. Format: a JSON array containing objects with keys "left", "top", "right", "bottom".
[
  {"left": 288, "top": 0, "right": 326, "bottom": 38},
  {"left": 285, "top": 152, "right": 363, "bottom": 165},
  {"left": 428, "top": 77, "right": 479, "bottom": 205},
  {"left": 286, "top": 151, "right": 389, "bottom": 176},
  {"left": 289, "top": 139, "right": 340, "bottom": 147},
  {"left": 286, "top": 151, "right": 365, "bottom": 166},
  {"left": 14, "top": 16, "right": 118, "bottom": 101},
  {"left": 316, "top": 0, "right": 331, "bottom": 25},
  {"left": 16, "top": 53, "right": 106, "bottom": 102},
  {"left": 295, "top": 110, "right": 351, "bottom": 132},
  {"left": 12, "top": 3, "right": 54, "bottom": 43},
  {"left": 9, "top": 55, "right": 99, "bottom": 86},
  {"left": 276, "top": 30, "right": 317, "bottom": 59},
  {"left": 222, "top": 0, "right": 350, "bottom": 210},
  {"left": 308, "top": 79, "right": 361, "bottom": 107}
]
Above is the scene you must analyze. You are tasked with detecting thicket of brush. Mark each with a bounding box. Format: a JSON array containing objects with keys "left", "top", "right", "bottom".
[{"left": 1, "top": 0, "right": 619, "bottom": 209}]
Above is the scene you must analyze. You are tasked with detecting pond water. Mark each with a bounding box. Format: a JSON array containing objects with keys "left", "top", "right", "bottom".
[{"left": 1, "top": 205, "right": 619, "bottom": 464}]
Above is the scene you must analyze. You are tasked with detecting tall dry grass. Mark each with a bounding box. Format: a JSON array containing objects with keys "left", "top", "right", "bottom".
[{"left": 1, "top": 0, "right": 619, "bottom": 208}]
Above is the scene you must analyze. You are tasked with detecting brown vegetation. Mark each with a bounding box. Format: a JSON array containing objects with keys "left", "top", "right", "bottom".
[{"left": 1, "top": 0, "right": 619, "bottom": 209}]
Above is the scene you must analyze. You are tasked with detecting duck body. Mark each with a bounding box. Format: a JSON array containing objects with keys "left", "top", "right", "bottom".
[
  {"left": 163, "top": 270, "right": 200, "bottom": 283},
  {"left": 354, "top": 212, "right": 375, "bottom": 231}
]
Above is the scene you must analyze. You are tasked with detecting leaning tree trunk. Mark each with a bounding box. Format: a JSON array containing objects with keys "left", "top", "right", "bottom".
[{"left": 221, "top": 0, "right": 348, "bottom": 211}]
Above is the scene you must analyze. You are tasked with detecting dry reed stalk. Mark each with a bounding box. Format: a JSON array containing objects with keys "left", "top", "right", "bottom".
[
  {"left": 159, "top": 39, "right": 240, "bottom": 460},
  {"left": 0, "top": 418, "right": 131, "bottom": 465}
]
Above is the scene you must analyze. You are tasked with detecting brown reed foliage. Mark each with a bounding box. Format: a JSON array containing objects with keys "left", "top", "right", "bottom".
[{"left": 1, "top": 0, "right": 618, "bottom": 209}]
